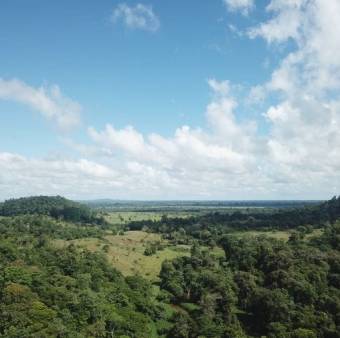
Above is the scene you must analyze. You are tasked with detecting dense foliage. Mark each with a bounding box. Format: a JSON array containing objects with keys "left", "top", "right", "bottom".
[
  {"left": 159, "top": 223, "right": 340, "bottom": 337},
  {"left": 127, "top": 197, "right": 340, "bottom": 241},
  {"left": 0, "top": 196, "right": 106, "bottom": 225},
  {"left": 0, "top": 196, "right": 339, "bottom": 337},
  {"left": 0, "top": 215, "right": 167, "bottom": 338}
]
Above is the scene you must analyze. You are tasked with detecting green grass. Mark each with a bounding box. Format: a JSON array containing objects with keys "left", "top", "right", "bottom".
[
  {"left": 228, "top": 228, "right": 324, "bottom": 242},
  {"left": 230, "top": 230, "right": 292, "bottom": 241},
  {"left": 305, "top": 228, "right": 324, "bottom": 240},
  {"left": 54, "top": 231, "right": 189, "bottom": 281},
  {"left": 103, "top": 211, "right": 192, "bottom": 225},
  {"left": 52, "top": 228, "right": 325, "bottom": 281},
  {"left": 180, "top": 303, "right": 201, "bottom": 312}
]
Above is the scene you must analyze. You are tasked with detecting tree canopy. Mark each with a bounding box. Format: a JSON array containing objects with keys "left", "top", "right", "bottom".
[{"left": 0, "top": 196, "right": 105, "bottom": 225}]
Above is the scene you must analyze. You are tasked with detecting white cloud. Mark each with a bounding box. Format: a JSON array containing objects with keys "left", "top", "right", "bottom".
[
  {"left": 0, "top": 152, "right": 121, "bottom": 200},
  {"left": 224, "top": 0, "right": 255, "bottom": 15},
  {"left": 0, "top": 78, "right": 81, "bottom": 131},
  {"left": 2, "top": 1, "right": 340, "bottom": 200},
  {"left": 249, "top": 0, "right": 340, "bottom": 195},
  {"left": 85, "top": 0, "right": 340, "bottom": 199},
  {"left": 111, "top": 3, "right": 160, "bottom": 32},
  {"left": 78, "top": 80, "right": 269, "bottom": 199},
  {"left": 88, "top": 79, "right": 257, "bottom": 175},
  {"left": 248, "top": 0, "right": 305, "bottom": 43},
  {"left": 247, "top": 85, "right": 266, "bottom": 104}
]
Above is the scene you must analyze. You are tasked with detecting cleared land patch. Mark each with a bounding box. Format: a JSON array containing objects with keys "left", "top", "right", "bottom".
[
  {"left": 103, "top": 211, "right": 191, "bottom": 225},
  {"left": 53, "top": 228, "right": 324, "bottom": 280},
  {"left": 229, "top": 228, "right": 323, "bottom": 241},
  {"left": 230, "top": 230, "right": 291, "bottom": 241},
  {"left": 53, "top": 231, "right": 190, "bottom": 280}
]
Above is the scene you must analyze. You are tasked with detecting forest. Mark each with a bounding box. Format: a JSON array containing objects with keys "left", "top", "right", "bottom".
[{"left": 0, "top": 196, "right": 339, "bottom": 337}]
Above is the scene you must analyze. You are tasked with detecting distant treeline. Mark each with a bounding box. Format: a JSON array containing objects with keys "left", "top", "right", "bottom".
[
  {"left": 84, "top": 199, "right": 322, "bottom": 211},
  {"left": 0, "top": 196, "right": 105, "bottom": 225},
  {"left": 127, "top": 196, "right": 340, "bottom": 234}
]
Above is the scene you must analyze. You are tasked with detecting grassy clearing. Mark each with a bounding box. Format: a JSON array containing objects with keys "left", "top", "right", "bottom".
[
  {"left": 230, "top": 230, "right": 292, "bottom": 241},
  {"left": 305, "top": 228, "right": 324, "bottom": 240},
  {"left": 103, "top": 211, "right": 191, "bottom": 225},
  {"left": 228, "top": 228, "right": 324, "bottom": 242},
  {"left": 52, "top": 228, "right": 325, "bottom": 280},
  {"left": 53, "top": 231, "right": 190, "bottom": 280}
]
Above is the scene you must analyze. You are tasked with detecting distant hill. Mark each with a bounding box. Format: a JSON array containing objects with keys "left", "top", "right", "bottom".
[{"left": 0, "top": 195, "right": 101, "bottom": 224}]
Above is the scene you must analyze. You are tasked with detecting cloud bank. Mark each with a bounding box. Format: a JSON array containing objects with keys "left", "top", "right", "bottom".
[{"left": 1, "top": 0, "right": 340, "bottom": 199}]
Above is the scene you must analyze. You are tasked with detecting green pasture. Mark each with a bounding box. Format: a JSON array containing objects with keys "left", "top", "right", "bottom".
[
  {"left": 54, "top": 231, "right": 190, "bottom": 280},
  {"left": 104, "top": 211, "right": 192, "bottom": 225}
]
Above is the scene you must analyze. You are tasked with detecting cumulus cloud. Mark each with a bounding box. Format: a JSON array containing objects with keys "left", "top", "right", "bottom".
[
  {"left": 0, "top": 152, "right": 120, "bottom": 200},
  {"left": 251, "top": 0, "right": 340, "bottom": 194},
  {"left": 88, "top": 0, "right": 340, "bottom": 199},
  {"left": 0, "top": 78, "right": 81, "bottom": 131},
  {"left": 47, "top": 79, "right": 264, "bottom": 198},
  {"left": 111, "top": 3, "right": 160, "bottom": 32},
  {"left": 88, "top": 79, "right": 257, "bottom": 176},
  {"left": 1, "top": 1, "right": 340, "bottom": 199},
  {"left": 248, "top": 0, "right": 305, "bottom": 43},
  {"left": 223, "top": 0, "right": 255, "bottom": 15}
]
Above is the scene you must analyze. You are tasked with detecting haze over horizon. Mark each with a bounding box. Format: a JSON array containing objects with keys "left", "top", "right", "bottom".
[{"left": 1, "top": 0, "right": 340, "bottom": 200}]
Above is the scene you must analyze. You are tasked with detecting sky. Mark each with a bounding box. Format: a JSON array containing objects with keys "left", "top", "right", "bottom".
[{"left": 0, "top": 0, "right": 340, "bottom": 200}]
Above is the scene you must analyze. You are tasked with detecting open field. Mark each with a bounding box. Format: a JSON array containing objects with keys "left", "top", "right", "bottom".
[
  {"left": 53, "top": 228, "right": 325, "bottom": 280},
  {"left": 305, "top": 228, "right": 324, "bottom": 239},
  {"left": 97, "top": 200, "right": 325, "bottom": 226},
  {"left": 102, "top": 207, "right": 296, "bottom": 226},
  {"left": 228, "top": 228, "right": 324, "bottom": 242},
  {"left": 104, "top": 211, "right": 193, "bottom": 225},
  {"left": 54, "top": 231, "right": 190, "bottom": 280},
  {"left": 230, "top": 230, "right": 291, "bottom": 241}
]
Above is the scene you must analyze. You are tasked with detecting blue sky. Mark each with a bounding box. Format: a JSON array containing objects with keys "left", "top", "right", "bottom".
[
  {"left": 0, "top": 0, "right": 272, "bottom": 147},
  {"left": 1, "top": 0, "right": 340, "bottom": 200}
]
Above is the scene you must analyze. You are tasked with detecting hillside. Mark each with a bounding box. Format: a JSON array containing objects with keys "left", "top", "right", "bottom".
[{"left": 0, "top": 196, "right": 103, "bottom": 224}]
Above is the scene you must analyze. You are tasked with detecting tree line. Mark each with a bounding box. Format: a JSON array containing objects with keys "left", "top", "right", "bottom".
[
  {"left": 127, "top": 196, "right": 340, "bottom": 242},
  {"left": 0, "top": 196, "right": 107, "bottom": 225}
]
